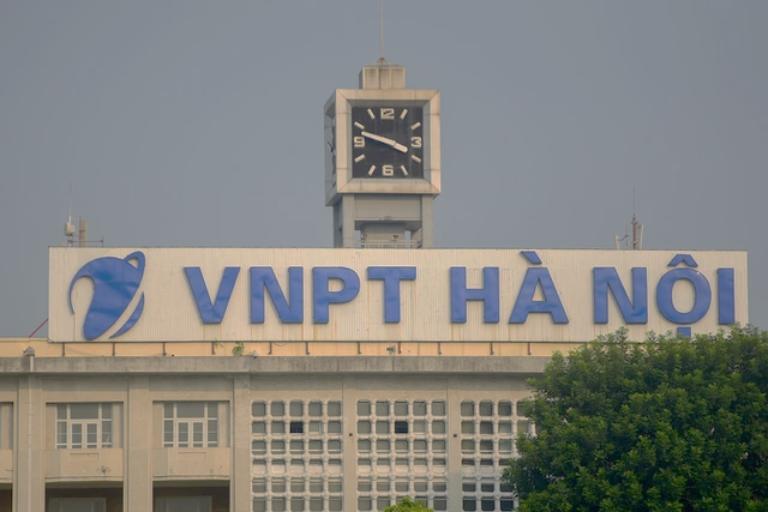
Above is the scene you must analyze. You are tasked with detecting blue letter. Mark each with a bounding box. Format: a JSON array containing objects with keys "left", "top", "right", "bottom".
[
  {"left": 312, "top": 267, "right": 360, "bottom": 324},
  {"left": 367, "top": 266, "right": 416, "bottom": 323},
  {"left": 250, "top": 267, "right": 303, "bottom": 324},
  {"left": 184, "top": 267, "right": 240, "bottom": 324},
  {"left": 656, "top": 268, "right": 711, "bottom": 324},
  {"left": 509, "top": 268, "right": 568, "bottom": 324},
  {"left": 717, "top": 268, "right": 735, "bottom": 325},
  {"left": 593, "top": 267, "right": 647, "bottom": 324},
  {"left": 450, "top": 267, "right": 499, "bottom": 323}
]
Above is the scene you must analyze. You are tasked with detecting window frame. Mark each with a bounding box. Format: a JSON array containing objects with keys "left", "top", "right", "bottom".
[
  {"left": 162, "top": 402, "right": 219, "bottom": 448},
  {"left": 55, "top": 403, "right": 113, "bottom": 450}
]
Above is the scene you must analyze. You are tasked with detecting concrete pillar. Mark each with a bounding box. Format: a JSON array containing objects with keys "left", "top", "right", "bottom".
[
  {"left": 341, "top": 378, "right": 357, "bottom": 512},
  {"left": 231, "top": 375, "right": 251, "bottom": 511},
  {"left": 420, "top": 197, "right": 434, "bottom": 248},
  {"left": 341, "top": 195, "right": 357, "bottom": 248},
  {"left": 332, "top": 202, "right": 342, "bottom": 248},
  {"left": 124, "top": 376, "right": 152, "bottom": 511},
  {"left": 14, "top": 375, "right": 45, "bottom": 512},
  {"left": 446, "top": 387, "right": 462, "bottom": 510}
]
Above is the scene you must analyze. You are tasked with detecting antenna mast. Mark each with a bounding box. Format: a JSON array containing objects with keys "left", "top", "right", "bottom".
[
  {"left": 630, "top": 188, "right": 643, "bottom": 250},
  {"left": 378, "top": 0, "right": 385, "bottom": 62},
  {"left": 614, "top": 188, "right": 644, "bottom": 250}
]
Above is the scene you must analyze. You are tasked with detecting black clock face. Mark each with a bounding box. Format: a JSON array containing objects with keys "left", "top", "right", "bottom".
[{"left": 351, "top": 105, "right": 424, "bottom": 179}]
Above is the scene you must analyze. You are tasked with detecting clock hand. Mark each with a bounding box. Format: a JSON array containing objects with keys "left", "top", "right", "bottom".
[{"left": 361, "top": 131, "right": 408, "bottom": 153}]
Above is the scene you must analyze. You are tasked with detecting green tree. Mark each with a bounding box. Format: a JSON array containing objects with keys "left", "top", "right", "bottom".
[
  {"left": 383, "top": 497, "right": 433, "bottom": 512},
  {"left": 506, "top": 327, "right": 768, "bottom": 512}
]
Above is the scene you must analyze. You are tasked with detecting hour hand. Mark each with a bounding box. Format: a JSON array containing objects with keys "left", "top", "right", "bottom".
[{"left": 361, "top": 131, "right": 408, "bottom": 153}]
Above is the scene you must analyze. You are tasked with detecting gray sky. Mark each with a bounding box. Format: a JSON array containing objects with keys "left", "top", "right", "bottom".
[{"left": 1, "top": 1, "right": 766, "bottom": 336}]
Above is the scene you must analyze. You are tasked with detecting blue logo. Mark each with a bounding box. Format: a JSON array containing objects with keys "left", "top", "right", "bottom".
[{"left": 68, "top": 251, "right": 146, "bottom": 340}]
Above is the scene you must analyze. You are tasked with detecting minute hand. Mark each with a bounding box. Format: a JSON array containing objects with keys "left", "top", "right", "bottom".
[{"left": 361, "top": 131, "right": 408, "bottom": 153}]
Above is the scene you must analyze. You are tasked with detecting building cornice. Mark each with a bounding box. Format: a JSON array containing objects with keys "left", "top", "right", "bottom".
[{"left": 0, "top": 356, "right": 549, "bottom": 376}]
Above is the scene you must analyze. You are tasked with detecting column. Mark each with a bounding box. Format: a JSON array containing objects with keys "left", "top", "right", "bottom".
[
  {"left": 124, "top": 376, "right": 152, "bottom": 511},
  {"left": 341, "top": 195, "right": 357, "bottom": 248},
  {"left": 420, "top": 197, "right": 434, "bottom": 248},
  {"left": 341, "top": 378, "right": 358, "bottom": 512},
  {"left": 447, "top": 385, "right": 463, "bottom": 510},
  {"left": 14, "top": 375, "right": 45, "bottom": 512},
  {"left": 231, "top": 375, "right": 251, "bottom": 511}
]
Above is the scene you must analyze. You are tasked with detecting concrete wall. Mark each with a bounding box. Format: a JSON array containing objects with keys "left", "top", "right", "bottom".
[{"left": 0, "top": 355, "right": 546, "bottom": 512}]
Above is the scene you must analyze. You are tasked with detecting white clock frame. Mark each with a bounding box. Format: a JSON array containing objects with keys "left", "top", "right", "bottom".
[{"left": 325, "top": 88, "right": 441, "bottom": 207}]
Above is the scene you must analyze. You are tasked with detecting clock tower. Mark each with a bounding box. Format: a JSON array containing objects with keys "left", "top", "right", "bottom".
[{"left": 325, "top": 59, "right": 441, "bottom": 248}]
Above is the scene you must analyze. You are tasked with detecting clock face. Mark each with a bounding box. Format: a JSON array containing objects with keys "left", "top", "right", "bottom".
[{"left": 351, "top": 105, "right": 424, "bottom": 179}]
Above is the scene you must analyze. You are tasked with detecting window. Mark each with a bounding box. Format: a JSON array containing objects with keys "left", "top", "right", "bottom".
[
  {"left": 55, "top": 403, "right": 114, "bottom": 449},
  {"left": 461, "top": 399, "right": 524, "bottom": 511},
  {"left": 163, "top": 402, "right": 219, "bottom": 448},
  {"left": 49, "top": 498, "right": 106, "bottom": 512},
  {"left": 0, "top": 403, "right": 13, "bottom": 449},
  {"left": 252, "top": 399, "right": 343, "bottom": 511},
  {"left": 356, "top": 398, "right": 448, "bottom": 510},
  {"left": 155, "top": 496, "right": 212, "bottom": 512}
]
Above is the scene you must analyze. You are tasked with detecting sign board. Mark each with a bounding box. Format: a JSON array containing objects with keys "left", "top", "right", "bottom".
[{"left": 49, "top": 248, "right": 748, "bottom": 343}]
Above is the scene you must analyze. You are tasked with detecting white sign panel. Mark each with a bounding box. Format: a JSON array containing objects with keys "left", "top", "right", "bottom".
[{"left": 49, "top": 248, "right": 748, "bottom": 343}]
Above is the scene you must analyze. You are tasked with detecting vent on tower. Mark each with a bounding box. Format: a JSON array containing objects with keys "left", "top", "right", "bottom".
[{"left": 359, "top": 59, "right": 406, "bottom": 90}]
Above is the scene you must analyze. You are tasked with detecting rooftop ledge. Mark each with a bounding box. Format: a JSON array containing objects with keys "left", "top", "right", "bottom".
[
  {"left": 0, "top": 355, "right": 549, "bottom": 375},
  {"left": 0, "top": 338, "right": 584, "bottom": 359}
]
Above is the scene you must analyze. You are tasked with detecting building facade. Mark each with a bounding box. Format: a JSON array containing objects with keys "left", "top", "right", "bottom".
[
  {"left": 0, "top": 352, "right": 549, "bottom": 512},
  {"left": 0, "top": 61, "right": 748, "bottom": 511}
]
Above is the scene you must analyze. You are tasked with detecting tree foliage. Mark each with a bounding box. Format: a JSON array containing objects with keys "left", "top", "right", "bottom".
[
  {"left": 506, "top": 327, "right": 768, "bottom": 512},
  {"left": 383, "top": 497, "right": 433, "bottom": 512}
]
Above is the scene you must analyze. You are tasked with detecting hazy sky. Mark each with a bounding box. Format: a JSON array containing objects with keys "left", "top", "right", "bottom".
[{"left": 0, "top": 1, "right": 766, "bottom": 336}]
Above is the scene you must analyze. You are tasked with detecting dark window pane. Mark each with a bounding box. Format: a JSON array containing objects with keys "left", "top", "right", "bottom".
[
  {"left": 327, "top": 401, "right": 342, "bottom": 416},
  {"left": 271, "top": 401, "right": 285, "bottom": 416},
  {"left": 357, "top": 401, "right": 371, "bottom": 416},
  {"left": 176, "top": 402, "right": 205, "bottom": 418},
  {"left": 102, "top": 420, "right": 112, "bottom": 446},
  {"left": 252, "top": 401, "right": 266, "bottom": 417},
  {"left": 70, "top": 403, "right": 99, "bottom": 419}
]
